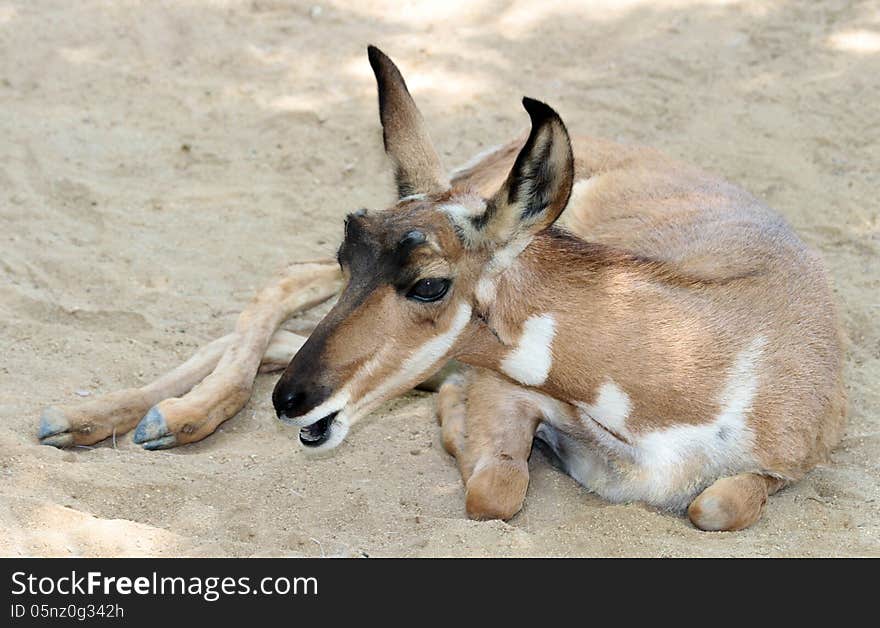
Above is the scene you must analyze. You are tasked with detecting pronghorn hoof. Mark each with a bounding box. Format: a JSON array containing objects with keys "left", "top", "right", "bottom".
[
  {"left": 38, "top": 407, "right": 74, "bottom": 448},
  {"left": 464, "top": 459, "right": 529, "bottom": 521},
  {"left": 140, "top": 435, "right": 178, "bottom": 450},
  {"left": 132, "top": 407, "right": 177, "bottom": 450}
]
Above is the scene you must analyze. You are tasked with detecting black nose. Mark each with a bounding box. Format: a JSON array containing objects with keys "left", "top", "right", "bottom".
[
  {"left": 272, "top": 382, "right": 329, "bottom": 420},
  {"left": 273, "top": 388, "right": 307, "bottom": 419}
]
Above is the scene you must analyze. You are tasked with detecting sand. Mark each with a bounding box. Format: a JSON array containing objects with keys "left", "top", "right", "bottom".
[{"left": 1, "top": 0, "right": 878, "bottom": 557}]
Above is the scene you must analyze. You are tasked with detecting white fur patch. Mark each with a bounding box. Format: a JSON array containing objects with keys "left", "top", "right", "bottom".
[
  {"left": 636, "top": 336, "right": 767, "bottom": 478},
  {"left": 474, "top": 275, "right": 496, "bottom": 308},
  {"left": 715, "top": 335, "right": 768, "bottom": 432},
  {"left": 439, "top": 199, "right": 490, "bottom": 247},
  {"left": 474, "top": 235, "right": 532, "bottom": 309},
  {"left": 500, "top": 313, "right": 556, "bottom": 386},
  {"left": 300, "top": 414, "right": 351, "bottom": 455},
  {"left": 279, "top": 391, "right": 350, "bottom": 428},
  {"left": 399, "top": 193, "right": 427, "bottom": 203},
  {"left": 439, "top": 202, "right": 477, "bottom": 222},
  {"left": 578, "top": 379, "right": 634, "bottom": 441},
  {"left": 560, "top": 336, "right": 768, "bottom": 511}
]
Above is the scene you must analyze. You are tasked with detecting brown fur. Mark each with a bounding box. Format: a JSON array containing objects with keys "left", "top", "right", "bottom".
[{"left": 453, "top": 138, "right": 846, "bottom": 481}]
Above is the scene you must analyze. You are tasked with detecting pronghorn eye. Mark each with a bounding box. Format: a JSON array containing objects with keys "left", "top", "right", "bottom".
[{"left": 407, "top": 278, "right": 450, "bottom": 302}]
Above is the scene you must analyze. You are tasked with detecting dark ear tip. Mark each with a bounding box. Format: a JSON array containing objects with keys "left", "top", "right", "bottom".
[
  {"left": 521, "top": 97, "right": 561, "bottom": 125},
  {"left": 367, "top": 45, "right": 384, "bottom": 69},
  {"left": 367, "top": 45, "right": 404, "bottom": 85}
]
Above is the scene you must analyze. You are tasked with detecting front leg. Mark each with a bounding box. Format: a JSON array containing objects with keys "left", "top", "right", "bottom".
[
  {"left": 437, "top": 368, "right": 540, "bottom": 521},
  {"left": 132, "top": 260, "right": 341, "bottom": 449},
  {"left": 39, "top": 260, "right": 339, "bottom": 449},
  {"left": 39, "top": 335, "right": 231, "bottom": 448},
  {"left": 39, "top": 330, "right": 308, "bottom": 448}
]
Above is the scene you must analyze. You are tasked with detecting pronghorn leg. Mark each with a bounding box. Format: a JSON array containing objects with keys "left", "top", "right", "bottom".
[
  {"left": 39, "top": 330, "right": 309, "bottom": 448},
  {"left": 687, "top": 473, "right": 786, "bottom": 531},
  {"left": 436, "top": 372, "right": 468, "bottom": 460},
  {"left": 437, "top": 368, "right": 540, "bottom": 521},
  {"left": 130, "top": 261, "right": 341, "bottom": 450}
]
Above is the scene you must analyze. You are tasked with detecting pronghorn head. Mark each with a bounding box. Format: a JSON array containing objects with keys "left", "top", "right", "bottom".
[{"left": 272, "top": 46, "right": 573, "bottom": 450}]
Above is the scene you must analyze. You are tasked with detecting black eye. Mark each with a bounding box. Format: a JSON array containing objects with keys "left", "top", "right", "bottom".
[{"left": 407, "top": 278, "right": 450, "bottom": 302}]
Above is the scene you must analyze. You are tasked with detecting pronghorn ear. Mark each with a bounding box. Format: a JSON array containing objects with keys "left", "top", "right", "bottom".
[
  {"left": 367, "top": 45, "right": 449, "bottom": 199},
  {"left": 483, "top": 98, "right": 574, "bottom": 243}
]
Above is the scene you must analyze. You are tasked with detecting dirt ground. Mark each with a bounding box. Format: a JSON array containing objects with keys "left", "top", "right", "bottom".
[{"left": 0, "top": 0, "right": 877, "bottom": 557}]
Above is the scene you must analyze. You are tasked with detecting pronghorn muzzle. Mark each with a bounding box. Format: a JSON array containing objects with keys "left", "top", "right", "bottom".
[
  {"left": 272, "top": 381, "right": 336, "bottom": 448},
  {"left": 272, "top": 374, "right": 343, "bottom": 448}
]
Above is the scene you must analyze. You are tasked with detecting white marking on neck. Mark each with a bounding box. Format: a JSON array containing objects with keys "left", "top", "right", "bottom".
[
  {"left": 399, "top": 193, "right": 427, "bottom": 203},
  {"left": 500, "top": 313, "right": 556, "bottom": 386},
  {"left": 475, "top": 235, "right": 532, "bottom": 309}
]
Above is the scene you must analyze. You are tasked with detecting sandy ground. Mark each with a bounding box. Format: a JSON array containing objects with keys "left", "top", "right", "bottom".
[{"left": 0, "top": 0, "right": 878, "bottom": 557}]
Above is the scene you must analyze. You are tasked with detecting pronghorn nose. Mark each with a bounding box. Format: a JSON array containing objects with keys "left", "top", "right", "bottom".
[
  {"left": 272, "top": 383, "right": 328, "bottom": 420},
  {"left": 273, "top": 388, "right": 306, "bottom": 419}
]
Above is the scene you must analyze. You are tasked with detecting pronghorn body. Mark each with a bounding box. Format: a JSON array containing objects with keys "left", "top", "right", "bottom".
[
  {"left": 271, "top": 47, "right": 845, "bottom": 531},
  {"left": 444, "top": 136, "right": 845, "bottom": 517}
]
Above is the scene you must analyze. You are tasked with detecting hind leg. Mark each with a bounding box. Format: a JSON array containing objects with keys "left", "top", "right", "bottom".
[
  {"left": 688, "top": 473, "right": 786, "bottom": 531},
  {"left": 437, "top": 368, "right": 541, "bottom": 521}
]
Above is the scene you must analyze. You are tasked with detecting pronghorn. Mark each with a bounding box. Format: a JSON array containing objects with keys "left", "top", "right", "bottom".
[
  {"left": 39, "top": 47, "right": 845, "bottom": 532},
  {"left": 272, "top": 46, "right": 846, "bottom": 531}
]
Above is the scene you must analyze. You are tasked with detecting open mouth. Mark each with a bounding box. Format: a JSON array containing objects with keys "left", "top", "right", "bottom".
[{"left": 298, "top": 411, "right": 338, "bottom": 447}]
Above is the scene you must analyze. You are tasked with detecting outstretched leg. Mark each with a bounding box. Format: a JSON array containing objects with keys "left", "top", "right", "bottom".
[
  {"left": 132, "top": 260, "right": 341, "bottom": 449},
  {"left": 437, "top": 368, "right": 541, "bottom": 521},
  {"left": 688, "top": 473, "right": 786, "bottom": 531},
  {"left": 39, "top": 260, "right": 340, "bottom": 449},
  {"left": 39, "top": 330, "right": 308, "bottom": 448}
]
